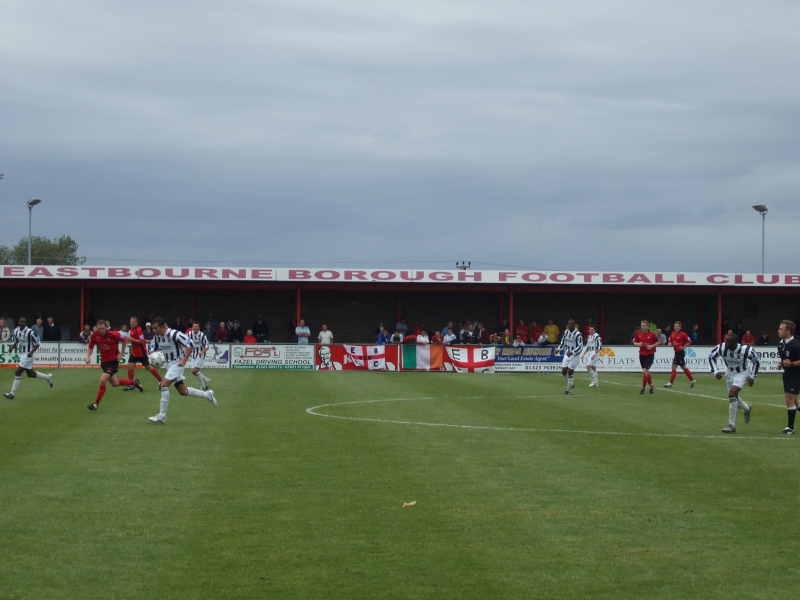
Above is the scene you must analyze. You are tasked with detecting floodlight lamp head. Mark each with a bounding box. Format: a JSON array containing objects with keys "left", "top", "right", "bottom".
[
  {"left": 752, "top": 204, "right": 768, "bottom": 215},
  {"left": 27, "top": 198, "right": 41, "bottom": 208}
]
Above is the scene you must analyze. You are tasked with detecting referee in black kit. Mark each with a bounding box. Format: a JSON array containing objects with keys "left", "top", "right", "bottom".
[{"left": 778, "top": 320, "right": 800, "bottom": 434}]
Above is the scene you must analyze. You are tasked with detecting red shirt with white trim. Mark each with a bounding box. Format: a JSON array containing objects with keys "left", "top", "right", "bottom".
[
  {"left": 88, "top": 330, "right": 126, "bottom": 363},
  {"left": 634, "top": 331, "right": 659, "bottom": 356},
  {"left": 669, "top": 331, "right": 691, "bottom": 352},
  {"left": 128, "top": 326, "right": 148, "bottom": 357}
]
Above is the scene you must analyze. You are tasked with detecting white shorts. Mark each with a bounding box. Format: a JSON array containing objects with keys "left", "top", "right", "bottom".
[
  {"left": 561, "top": 353, "right": 581, "bottom": 370},
  {"left": 584, "top": 352, "right": 599, "bottom": 367},
  {"left": 164, "top": 362, "right": 186, "bottom": 384},
  {"left": 192, "top": 356, "right": 205, "bottom": 369},
  {"left": 725, "top": 371, "right": 751, "bottom": 391},
  {"left": 18, "top": 354, "right": 34, "bottom": 370}
]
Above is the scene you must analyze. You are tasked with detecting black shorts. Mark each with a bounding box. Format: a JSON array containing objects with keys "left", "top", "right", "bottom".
[
  {"left": 672, "top": 350, "right": 686, "bottom": 367},
  {"left": 101, "top": 361, "right": 119, "bottom": 376},
  {"left": 127, "top": 354, "right": 150, "bottom": 367},
  {"left": 639, "top": 354, "right": 654, "bottom": 370},
  {"left": 783, "top": 372, "right": 800, "bottom": 395}
]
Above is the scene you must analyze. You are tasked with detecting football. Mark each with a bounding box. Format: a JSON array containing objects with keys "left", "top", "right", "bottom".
[{"left": 149, "top": 351, "right": 166, "bottom": 369}]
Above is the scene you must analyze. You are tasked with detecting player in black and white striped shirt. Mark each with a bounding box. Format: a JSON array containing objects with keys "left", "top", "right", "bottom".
[
  {"left": 3, "top": 318, "right": 53, "bottom": 399},
  {"left": 147, "top": 317, "right": 217, "bottom": 424},
  {"left": 189, "top": 321, "right": 211, "bottom": 391},
  {"left": 708, "top": 333, "right": 759, "bottom": 433},
  {"left": 582, "top": 325, "right": 602, "bottom": 387},
  {"left": 558, "top": 319, "right": 583, "bottom": 395}
]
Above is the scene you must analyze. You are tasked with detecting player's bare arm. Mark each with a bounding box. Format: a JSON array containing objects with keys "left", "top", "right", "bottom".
[{"left": 178, "top": 344, "right": 192, "bottom": 367}]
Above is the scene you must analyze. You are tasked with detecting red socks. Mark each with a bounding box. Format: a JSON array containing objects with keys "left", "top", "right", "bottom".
[
  {"left": 128, "top": 369, "right": 135, "bottom": 380},
  {"left": 642, "top": 375, "right": 648, "bottom": 387},
  {"left": 117, "top": 379, "right": 133, "bottom": 387},
  {"left": 96, "top": 384, "right": 106, "bottom": 403},
  {"left": 150, "top": 368, "right": 163, "bottom": 382},
  {"left": 670, "top": 370, "right": 677, "bottom": 383},
  {"left": 685, "top": 368, "right": 693, "bottom": 380}
]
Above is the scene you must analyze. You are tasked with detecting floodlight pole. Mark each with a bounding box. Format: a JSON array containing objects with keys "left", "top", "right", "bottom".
[
  {"left": 752, "top": 205, "right": 768, "bottom": 274},
  {"left": 27, "top": 198, "right": 42, "bottom": 265}
]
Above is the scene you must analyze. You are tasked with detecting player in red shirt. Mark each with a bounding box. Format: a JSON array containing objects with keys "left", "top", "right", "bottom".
[
  {"left": 85, "top": 320, "right": 142, "bottom": 411},
  {"left": 664, "top": 320, "right": 696, "bottom": 388},
  {"left": 633, "top": 319, "right": 661, "bottom": 394},
  {"left": 123, "top": 316, "right": 163, "bottom": 391}
]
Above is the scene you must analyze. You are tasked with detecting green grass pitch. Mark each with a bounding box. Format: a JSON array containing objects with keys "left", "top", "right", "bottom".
[{"left": 1, "top": 368, "right": 798, "bottom": 599}]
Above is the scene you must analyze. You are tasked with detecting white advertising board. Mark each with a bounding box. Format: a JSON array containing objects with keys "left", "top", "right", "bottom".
[{"left": 230, "top": 344, "right": 315, "bottom": 369}]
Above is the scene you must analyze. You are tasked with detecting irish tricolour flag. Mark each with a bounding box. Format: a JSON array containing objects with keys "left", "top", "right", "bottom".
[{"left": 402, "top": 345, "right": 444, "bottom": 370}]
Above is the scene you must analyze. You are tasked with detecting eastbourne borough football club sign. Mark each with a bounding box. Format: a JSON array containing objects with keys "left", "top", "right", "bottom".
[{"left": 2, "top": 265, "right": 800, "bottom": 287}]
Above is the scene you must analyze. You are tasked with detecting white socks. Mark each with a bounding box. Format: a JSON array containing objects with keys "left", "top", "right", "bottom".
[
  {"left": 185, "top": 387, "right": 208, "bottom": 399},
  {"left": 729, "top": 399, "right": 738, "bottom": 425},
  {"left": 159, "top": 387, "right": 170, "bottom": 415},
  {"left": 735, "top": 396, "right": 748, "bottom": 410},
  {"left": 35, "top": 372, "right": 49, "bottom": 380},
  {"left": 11, "top": 377, "right": 21, "bottom": 394},
  {"left": 591, "top": 370, "right": 598, "bottom": 384}
]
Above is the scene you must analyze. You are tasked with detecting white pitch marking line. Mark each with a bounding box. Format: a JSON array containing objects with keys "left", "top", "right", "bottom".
[
  {"left": 305, "top": 397, "right": 791, "bottom": 441},
  {"left": 588, "top": 375, "right": 787, "bottom": 408}
]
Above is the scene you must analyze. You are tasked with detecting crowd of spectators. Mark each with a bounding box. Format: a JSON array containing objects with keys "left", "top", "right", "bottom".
[{"left": 0, "top": 306, "right": 786, "bottom": 349}]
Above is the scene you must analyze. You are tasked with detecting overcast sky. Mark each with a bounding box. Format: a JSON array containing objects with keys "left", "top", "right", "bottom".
[{"left": 1, "top": 1, "right": 798, "bottom": 272}]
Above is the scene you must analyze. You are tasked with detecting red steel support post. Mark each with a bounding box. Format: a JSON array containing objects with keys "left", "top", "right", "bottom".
[
  {"left": 600, "top": 292, "right": 605, "bottom": 340},
  {"left": 509, "top": 289, "right": 514, "bottom": 329}
]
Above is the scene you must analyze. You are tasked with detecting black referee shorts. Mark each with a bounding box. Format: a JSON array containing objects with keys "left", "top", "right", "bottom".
[{"left": 783, "top": 372, "right": 800, "bottom": 395}]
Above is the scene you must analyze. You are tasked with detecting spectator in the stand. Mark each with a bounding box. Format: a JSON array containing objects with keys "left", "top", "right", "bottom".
[
  {"left": 403, "top": 333, "right": 417, "bottom": 344},
  {"left": 230, "top": 321, "right": 244, "bottom": 343},
  {"left": 79, "top": 324, "right": 92, "bottom": 344},
  {"left": 477, "top": 322, "right": 490, "bottom": 344},
  {"left": 318, "top": 324, "right": 334, "bottom": 345},
  {"left": 185, "top": 318, "right": 194, "bottom": 333},
  {"left": 0, "top": 319, "right": 9, "bottom": 342},
  {"left": 414, "top": 323, "right": 426, "bottom": 336},
  {"left": 515, "top": 319, "right": 529, "bottom": 343},
  {"left": 529, "top": 320, "right": 543, "bottom": 344},
  {"left": 431, "top": 330, "right": 444, "bottom": 343},
  {"left": 374, "top": 322, "right": 385, "bottom": 341},
  {"left": 32, "top": 318, "right": 44, "bottom": 340},
  {"left": 689, "top": 324, "right": 700, "bottom": 345},
  {"left": 390, "top": 329, "right": 404, "bottom": 344},
  {"left": 214, "top": 321, "right": 231, "bottom": 343},
  {"left": 43, "top": 317, "right": 61, "bottom": 341},
  {"left": 489, "top": 332, "right": 500, "bottom": 344},
  {"left": 396, "top": 317, "right": 408, "bottom": 334},
  {"left": 444, "top": 328, "right": 457, "bottom": 345},
  {"left": 2, "top": 310, "right": 13, "bottom": 332},
  {"left": 733, "top": 321, "right": 745, "bottom": 341},
  {"left": 416, "top": 330, "right": 430, "bottom": 345},
  {"left": 119, "top": 324, "right": 129, "bottom": 339},
  {"left": 758, "top": 332, "right": 770, "bottom": 346},
  {"left": 537, "top": 331, "right": 550, "bottom": 346},
  {"left": 295, "top": 319, "right": 310, "bottom": 344},
  {"left": 513, "top": 334, "right": 526, "bottom": 347},
  {"left": 377, "top": 328, "right": 391, "bottom": 344},
  {"left": 144, "top": 322, "right": 155, "bottom": 342},
  {"left": 648, "top": 318, "right": 657, "bottom": 334},
  {"left": 441, "top": 321, "right": 454, "bottom": 337},
  {"left": 460, "top": 324, "right": 475, "bottom": 345},
  {"left": 226, "top": 314, "right": 236, "bottom": 330},
  {"left": 544, "top": 318, "right": 559, "bottom": 344},
  {"left": 582, "top": 318, "right": 593, "bottom": 339},
  {"left": 662, "top": 324, "right": 672, "bottom": 342},
  {"left": 497, "top": 318, "right": 510, "bottom": 335},
  {"left": 252, "top": 315, "right": 269, "bottom": 343},
  {"left": 171, "top": 316, "right": 184, "bottom": 332},
  {"left": 501, "top": 329, "right": 512, "bottom": 346},
  {"left": 742, "top": 330, "right": 755, "bottom": 346},
  {"left": 657, "top": 328, "right": 667, "bottom": 345},
  {"left": 720, "top": 316, "right": 730, "bottom": 338},
  {"left": 202, "top": 322, "right": 214, "bottom": 344},
  {"left": 207, "top": 312, "right": 219, "bottom": 333},
  {"left": 244, "top": 330, "right": 257, "bottom": 344}
]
